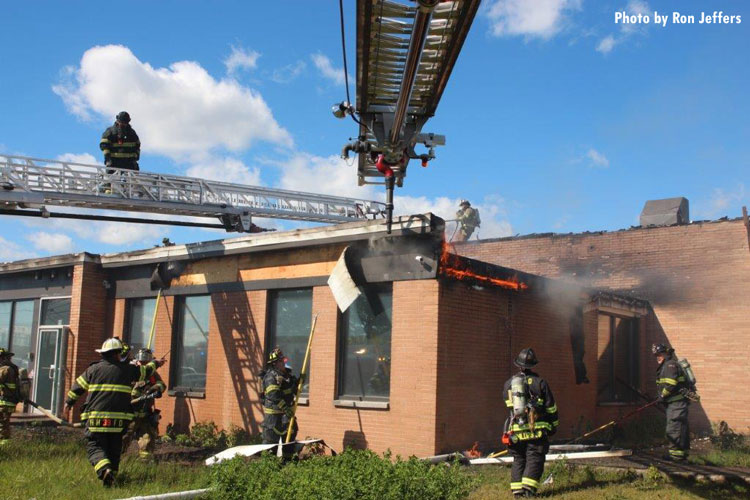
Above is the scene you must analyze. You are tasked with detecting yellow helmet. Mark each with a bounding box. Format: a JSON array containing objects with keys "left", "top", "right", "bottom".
[{"left": 267, "top": 347, "right": 284, "bottom": 365}]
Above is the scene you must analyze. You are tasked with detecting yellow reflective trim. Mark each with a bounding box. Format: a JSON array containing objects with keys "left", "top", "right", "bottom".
[
  {"left": 110, "top": 152, "right": 138, "bottom": 158},
  {"left": 510, "top": 482, "right": 523, "bottom": 490},
  {"left": 546, "top": 404, "right": 557, "bottom": 413},
  {"left": 76, "top": 376, "right": 90, "bottom": 390},
  {"left": 94, "top": 459, "right": 111, "bottom": 471},
  {"left": 66, "top": 390, "right": 79, "bottom": 400},
  {"left": 658, "top": 378, "right": 678, "bottom": 386},
  {"left": 100, "top": 138, "right": 110, "bottom": 144},
  {"left": 505, "top": 399, "right": 513, "bottom": 408},
  {"left": 265, "top": 384, "right": 280, "bottom": 394},
  {"left": 5, "top": 383, "right": 16, "bottom": 389},
  {"left": 522, "top": 477, "right": 540, "bottom": 488},
  {"left": 89, "top": 427, "right": 126, "bottom": 433},
  {"left": 87, "top": 384, "right": 131, "bottom": 393},
  {"left": 80, "top": 411, "right": 134, "bottom": 420},
  {"left": 263, "top": 407, "right": 283, "bottom": 414},
  {"left": 0, "top": 400, "right": 17, "bottom": 407}
]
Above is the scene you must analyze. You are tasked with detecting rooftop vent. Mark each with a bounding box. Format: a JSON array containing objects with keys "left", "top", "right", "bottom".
[{"left": 640, "top": 197, "right": 689, "bottom": 227}]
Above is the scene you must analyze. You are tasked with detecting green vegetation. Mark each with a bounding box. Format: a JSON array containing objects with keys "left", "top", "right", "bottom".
[
  {"left": 210, "top": 450, "right": 476, "bottom": 500},
  {"left": 0, "top": 427, "right": 211, "bottom": 500},
  {"left": 467, "top": 461, "right": 749, "bottom": 499},
  {"left": 690, "top": 423, "right": 750, "bottom": 468},
  {"left": 165, "top": 421, "right": 261, "bottom": 450}
]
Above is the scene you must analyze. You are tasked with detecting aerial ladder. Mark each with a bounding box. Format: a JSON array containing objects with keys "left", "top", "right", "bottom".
[
  {"left": 0, "top": 155, "right": 385, "bottom": 232},
  {"left": 336, "top": 0, "right": 481, "bottom": 232}
]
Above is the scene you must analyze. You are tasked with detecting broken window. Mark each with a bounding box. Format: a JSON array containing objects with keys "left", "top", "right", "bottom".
[
  {"left": 597, "top": 313, "right": 639, "bottom": 403},
  {"left": 337, "top": 284, "right": 392, "bottom": 401},
  {"left": 124, "top": 298, "right": 156, "bottom": 352},
  {"left": 172, "top": 295, "right": 210, "bottom": 392},
  {"left": 266, "top": 288, "right": 313, "bottom": 396}
]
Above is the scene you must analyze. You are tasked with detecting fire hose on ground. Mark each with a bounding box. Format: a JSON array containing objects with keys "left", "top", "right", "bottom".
[{"left": 486, "top": 399, "right": 660, "bottom": 459}]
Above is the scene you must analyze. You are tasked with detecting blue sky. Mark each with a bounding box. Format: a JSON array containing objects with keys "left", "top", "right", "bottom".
[{"left": 1, "top": 0, "right": 748, "bottom": 259}]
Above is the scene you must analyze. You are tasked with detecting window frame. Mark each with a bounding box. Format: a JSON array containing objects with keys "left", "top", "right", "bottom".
[
  {"left": 335, "top": 283, "right": 393, "bottom": 405},
  {"left": 123, "top": 297, "right": 157, "bottom": 351},
  {"left": 169, "top": 294, "right": 211, "bottom": 397},
  {"left": 597, "top": 312, "right": 640, "bottom": 405},
  {"left": 1, "top": 299, "right": 39, "bottom": 372},
  {"left": 265, "top": 287, "right": 313, "bottom": 400}
]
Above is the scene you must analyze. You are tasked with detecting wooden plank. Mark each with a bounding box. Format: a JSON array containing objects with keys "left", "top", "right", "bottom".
[{"left": 470, "top": 448, "right": 633, "bottom": 465}]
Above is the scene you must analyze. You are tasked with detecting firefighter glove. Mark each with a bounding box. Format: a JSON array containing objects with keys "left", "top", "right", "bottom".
[{"left": 285, "top": 407, "right": 294, "bottom": 419}]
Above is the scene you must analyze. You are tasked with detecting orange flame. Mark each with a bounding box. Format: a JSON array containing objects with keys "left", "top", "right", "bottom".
[
  {"left": 440, "top": 241, "right": 529, "bottom": 291},
  {"left": 464, "top": 441, "right": 482, "bottom": 458}
]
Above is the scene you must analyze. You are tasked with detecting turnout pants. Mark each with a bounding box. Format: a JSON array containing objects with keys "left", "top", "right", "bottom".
[
  {"left": 509, "top": 438, "right": 549, "bottom": 496},
  {"left": 0, "top": 408, "right": 13, "bottom": 443},
  {"left": 122, "top": 416, "right": 157, "bottom": 459},
  {"left": 262, "top": 413, "right": 286, "bottom": 444},
  {"left": 665, "top": 400, "right": 690, "bottom": 460},
  {"left": 85, "top": 428, "right": 125, "bottom": 480}
]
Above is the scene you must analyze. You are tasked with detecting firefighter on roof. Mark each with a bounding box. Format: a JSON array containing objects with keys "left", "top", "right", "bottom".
[
  {"left": 65, "top": 338, "right": 163, "bottom": 487},
  {"left": 122, "top": 348, "right": 166, "bottom": 460},
  {"left": 0, "top": 347, "right": 20, "bottom": 446},
  {"left": 502, "top": 348, "right": 559, "bottom": 497},
  {"left": 261, "top": 347, "right": 294, "bottom": 444},
  {"left": 454, "top": 200, "right": 481, "bottom": 241},
  {"left": 653, "top": 343, "right": 693, "bottom": 461}
]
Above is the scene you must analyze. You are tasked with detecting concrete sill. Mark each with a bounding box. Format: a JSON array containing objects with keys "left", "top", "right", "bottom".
[
  {"left": 167, "top": 390, "right": 206, "bottom": 399},
  {"left": 333, "top": 400, "right": 389, "bottom": 410},
  {"left": 297, "top": 397, "right": 309, "bottom": 406}
]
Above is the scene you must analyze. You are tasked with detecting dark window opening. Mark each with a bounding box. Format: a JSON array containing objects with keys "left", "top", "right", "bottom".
[
  {"left": 266, "top": 289, "right": 312, "bottom": 396},
  {"left": 172, "top": 295, "right": 210, "bottom": 392},
  {"left": 597, "top": 313, "right": 639, "bottom": 403},
  {"left": 337, "top": 284, "right": 392, "bottom": 401},
  {"left": 40, "top": 298, "right": 71, "bottom": 326}
]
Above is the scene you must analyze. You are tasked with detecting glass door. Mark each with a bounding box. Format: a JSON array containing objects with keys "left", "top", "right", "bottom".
[{"left": 33, "top": 328, "right": 66, "bottom": 414}]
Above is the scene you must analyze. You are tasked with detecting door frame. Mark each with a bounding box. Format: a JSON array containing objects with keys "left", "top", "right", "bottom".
[{"left": 32, "top": 296, "right": 72, "bottom": 415}]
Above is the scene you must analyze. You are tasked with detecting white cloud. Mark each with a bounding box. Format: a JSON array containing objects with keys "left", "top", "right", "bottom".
[
  {"left": 224, "top": 45, "right": 260, "bottom": 75},
  {"left": 586, "top": 148, "right": 610, "bottom": 168},
  {"left": 56, "top": 152, "right": 99, "bottom": 165},
  {"left": 596, "top": 0, "right": 651, "bottom": 54},
  {"left": 311, "top": 53, "right": 349, "bottom": 86},
  {"left": 596, "top": 35, "right": 616, "bottom": 54},
  {"left": 694, "top": 184, "right": 746, "bottom": 219},
  {"left": 53, "top": 45, "right": 292, "bottom": 162},
  {"left": 270, "top": 61, "right": 306, "bottom": 84},
  {"left": 271, "top": 152, "right": 513, "bottom": 239},
  {"left": 0, "top": 235, "right": 32, "bottom": 262},
  {"left": 486, "top": 0, "right": 582, "bottom": 39},
  {"left": 26, "top": 232, "right": 74, "bottom": 254},
  {"left": 186, "top": 156, "right": 262, "bottom": 186}
]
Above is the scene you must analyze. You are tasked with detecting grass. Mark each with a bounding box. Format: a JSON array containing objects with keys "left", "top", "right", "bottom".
[
  {"left": 689, "top": 445, "right": 750, "bottom": 468},
  {"left": 466, "top": 460, "right": 750, "bottom": 499},
  {"left": 0, "top": 427, "right": 211, "bottom": 500}
]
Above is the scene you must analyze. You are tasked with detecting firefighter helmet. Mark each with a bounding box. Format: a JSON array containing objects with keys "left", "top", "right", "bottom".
[
  {"left": 96, "top": 337, "right": 124, "bottom": 354},
  {"left": 514, "top": 347, "right": 539, "bottom": 369},
  {"left": 0, "top": 347, "right": 14, "bottom": 358},
  {"left": 121, "top": 342, "right": 132, "bottom": 359},
  {"left": 459, "top": 199, "right": 470, "bottom": 207},
  {"left": 267, "top": 347, "right": 284, "bottom": 365},
  {"left": 116, "top": 111, "right": 131, "bottom": 123},
  {"left": 651, "top": 343, "right": 673, "bottom": 356},
  {"left": 136, "top": 348, "right": 154, "bottom": 363}
]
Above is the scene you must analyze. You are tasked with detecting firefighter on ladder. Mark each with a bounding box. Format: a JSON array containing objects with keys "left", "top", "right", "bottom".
[
  {"left": 122, "top": 348, "right": 166, "bottom": 460},
  {"left": 0, "top": 348, "right": 20, "bottom": 446},
  {"left": 502, "top": 348, "right": 559, "bottom": 497},
  {"left": 100, "top": 111, "right": 140, "bottom": 193},
  {"left": 65, "top": 338, "right": 163, "bottom": 487},
  {"left": 653, "top": 343, "right": 692, "bottom": 462}
]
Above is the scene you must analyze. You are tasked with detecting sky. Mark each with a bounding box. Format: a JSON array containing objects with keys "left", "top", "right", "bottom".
[{"left": 1, "top": 0, "right": 748, "bottom": 260}]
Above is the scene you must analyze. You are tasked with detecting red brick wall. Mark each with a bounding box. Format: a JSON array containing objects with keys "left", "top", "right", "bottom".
[
  {"left": 435, "top": 279, "right": 600, "bottom": 453},
  {"left": 455, "top": 219, "right": 750, "bottom": 433},
  {"left": 65, "top": 261, "right": 108, "bottom": 419}
]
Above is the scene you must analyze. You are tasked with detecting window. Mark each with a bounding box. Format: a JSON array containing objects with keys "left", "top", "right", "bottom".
[
  {"left": 40, "top": 298, "right": 71, "bottom": 326},
  {"left": 597, "top": 314, "right": 639, "bottom": 403},
  {"left": 0, "top": 300, "right": 35, "bottom": 372},
  {"left": 172, "top": 295, "right": 210, "bottom": 392},
  {"left": 266, "top": 289, "right": 312, "bottom": 396},
  {"left": 125, "top": 298, "right": 156, "bottom": 351},
  {"left": 337, "top": 285, "right": 392, "bottom": 401}
]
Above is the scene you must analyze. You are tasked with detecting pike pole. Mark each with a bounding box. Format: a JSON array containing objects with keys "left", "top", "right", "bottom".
[
  {"left": 146, "top": 289, "right": 162, "bottom": 351},
  {"left": 486, "top": 399, "right": 660, "bottom": 459},
  {"left": 285, "top": 314, "right": 318, "bottom": 443}
]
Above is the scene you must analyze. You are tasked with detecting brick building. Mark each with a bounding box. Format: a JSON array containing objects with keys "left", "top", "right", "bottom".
[
  {"left": 455, "top": 216, "right": 750, "bottom": 435},
  {"left": 3, "top": 211, "right": 742, "bottom": 456}
]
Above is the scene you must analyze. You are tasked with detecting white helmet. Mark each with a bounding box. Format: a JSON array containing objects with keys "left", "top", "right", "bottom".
[{"left": 95, "top": 337, "right": 124, "bottom": 354}]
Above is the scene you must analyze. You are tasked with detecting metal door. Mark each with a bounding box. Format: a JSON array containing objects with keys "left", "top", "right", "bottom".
[{"left": 33, "top": 328, "right": 66, "bottom": 414}]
